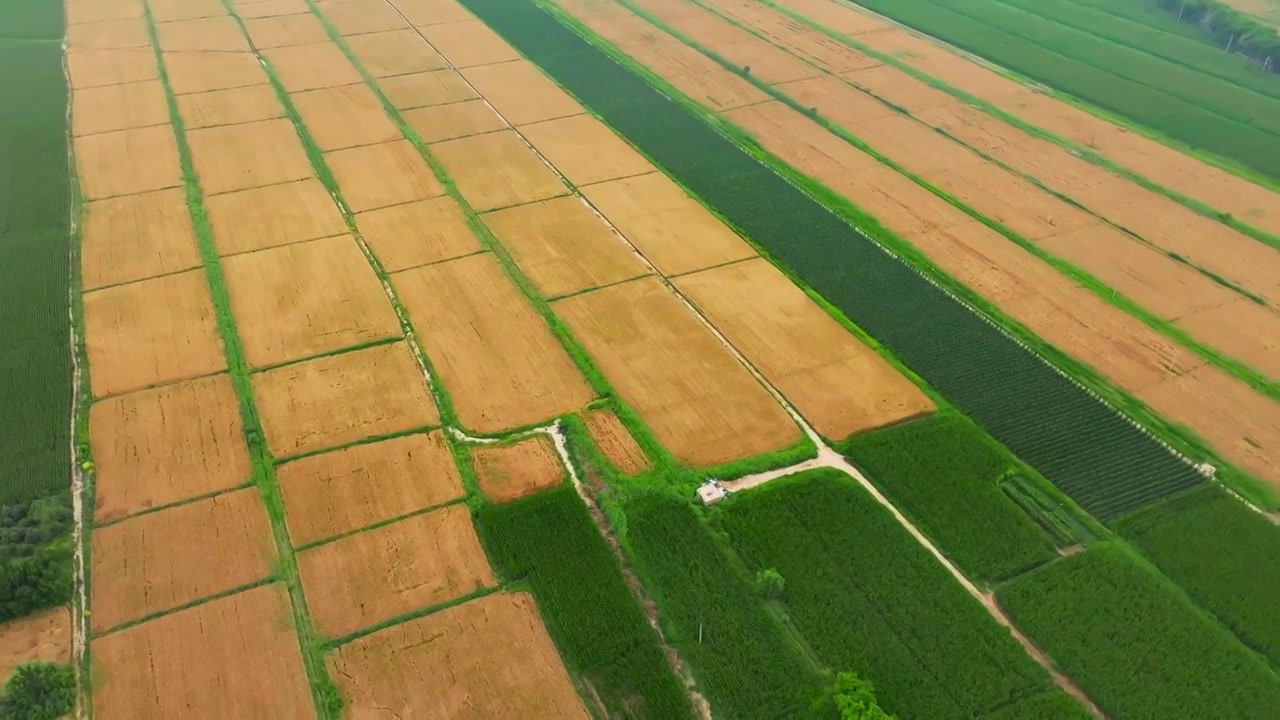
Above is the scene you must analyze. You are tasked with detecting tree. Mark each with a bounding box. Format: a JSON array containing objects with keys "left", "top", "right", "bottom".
[
  {"left": 755, "top": 567, "right": 786, "bottom": 599},
  {"left": 832, "top": 672, "right": 895, "bottom": 720},
  {"left": 0, "top": 662, "right": 75, "bottom": 720}
]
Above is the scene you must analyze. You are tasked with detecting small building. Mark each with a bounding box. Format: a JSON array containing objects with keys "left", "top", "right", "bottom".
[{"left": 697, "top": 481, "right": 726, "bottom": 506}]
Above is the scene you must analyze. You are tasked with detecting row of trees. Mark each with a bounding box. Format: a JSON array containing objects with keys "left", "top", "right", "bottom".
[{"left": 1159, "top": 0, "right": 1280, "bottom": 71}]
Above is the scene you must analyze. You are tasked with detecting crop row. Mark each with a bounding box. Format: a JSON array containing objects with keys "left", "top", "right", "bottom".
[
  {"left": 1114, "top": 485, "right": 1280, "bottom": 668},
  {"left": 997, "top": 544, "right": 1280, "bottom": 718},
  {"left": 981, "top": 689, "right": 1093, "bottom": 720},
  {"left": 721, "top": 469, "right": 1055, "bottom": 718},
  {"left": 836, "top": 413, "right": 1057, "bottom": 582},
  {"left": 460, "top": 0, "right": 1205, "bottom": 520},
  {"left": 476, "top": 486, "right": 692, "bottom": 720}
]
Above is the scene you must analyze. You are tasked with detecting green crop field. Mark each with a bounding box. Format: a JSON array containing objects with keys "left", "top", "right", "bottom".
[
  {"left": 837, "top": 413, "right": 1057, "bottom": 582},
  {"left": 997, "top": 545, "right": 1280, "bottom": 718},
  {"left": 1115, "top": 486, "right": 1280, "bottom": 667},
  {"left": 477, "top": 486, "right": 693, "bottom": 719}
]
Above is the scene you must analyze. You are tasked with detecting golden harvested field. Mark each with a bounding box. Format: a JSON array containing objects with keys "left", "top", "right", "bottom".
[
  {"left": 278, "top": 431, "right": 465, "bottom": 546},
  {"left": 162, "top": 51, "right": 266, "bottom": 95},
  {"left": 483, "top": 195, "right": 649, "bottom": 298},
  {"left": 236, "top": 0, "right": 311, "bottom": 20},
  {"left": 290, "top": 83, "right": 401, "bottom": 151},
  {"left": 1175, "top": 299, "right": 1280, "bottom": 380},
  {"left": 74, "top": 125, "right": 181, "bottom": 200},
  {"left": 432, "top": 129, "right": 568, "bottom": 211},
  {"left": 387, "top": 0, "right": 474, "bottom": 26},
  {"left": 66, "top": 48, "right": 157, "bottom": 89},
  {"left": 205, "top": 178, "right": 348, "bottom": 256},
  {"left": 0, "top": 608, "right": 71, "bottom": 681},
  {"left": 155, "top": 16, "right": 249, "bottom": 52},
  {"left": 329, "top": 591, "right": 589, "bottom": 719},
  {"left": 221, "top": 235, "right": 402, "bottom": 367},
  {"left": 325, "top": 139, "right": 445, "bottom": 211},
  {"left": 315, "top": 0, "right": 411, "bottom": 36},
  {"left": 356, "top": 196, "right": 481, "bottom": 271},
  {"left": 89, "top": 374, "right": 249, "bottom": 522},
  {"left": 187, "top": 118, "right": 313, "bottom": 195},
  {"left": 66, "top": 1, "right": 143, "bottom": 27},
  {"left": 721, "top": 100, "right": 881, "bottom": 186},
  {"left": 66, "top": 18, "right": 151, "bottom": 49},
  {"left": 421, "top": 19, "right": 522, "bottom": 68},
  {"left": 555, "top": 277, "right": 801, "bottom": 466},
  {"left": 150, "top": 0, "right": 225, "bottom": 23},
  {"left": 176, "top": 84, "right": 284, "bottom": 130},
  {"left": 242, "top": 12, "right": 330, "bottom": 49},
  {"left": 379, "top": 69, "right": 478, "bottom": 110},
  {"left": 458, "top": 60, "right": 584, "bottom": 126},
  {"left": 80, "top": 188, "right": 200, "bottom": 289},
  {"left": 675, "top": 258, "right": 935, "bottom": 439},
  {"left": 297, "top": 504, "right": 494, "bottom": 637},
  {"left": 402, "top": 99, "right": 507, "bottom": 143},
  {"left": 71, "top": 80, "right": 168, "bottom": 137},
  {"left": 344, "top": 30, "right": 448, "bottom": 78},
  {"left": 262, "top": 42, "right": 362, "bottom": 92},
  {"left": 90, "top": 488, "right": 274, "bottom": 632},
  {"left": 583, "top": 408, "right": 650, "bottom": 474},
  {"left": 91, "top": 584, "right": 313, "bottom": 720},
  {"left": 520, "top": 113, "right": 654, "bottom": 187},
  {"left": 472, "top": 434, "right": 566, "bottom": 502},
  {"left": 253, "top": 341, "right": 440, "bottom": 457},
  {"left": 393, "top": 253, "right": 594, "bottom": 433}
]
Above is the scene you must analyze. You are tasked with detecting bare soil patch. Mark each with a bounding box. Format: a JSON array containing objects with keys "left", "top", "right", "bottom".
[
  {"left": 675, "top": 258, "right": 935, "bottom": 440},
  {"left": 155, "top": 16, "right": 248, "bottom": 52},
  {"left": 459, "top": 60, "right": 583, "bottom": 126},
  {"left": 325, "top": 139, "right": 445, "bottom": 212},
  {"left": 279, "top": 430, "right": 464, "bottom": 546},
  {"left": 344, "top": 29, "right": 447, "bottom": 78},
  {"left": 66, "top": 48, "right": 157, "bottom": 89},
  {"left": 205, "top": 178, "right": 346, "bottom": 255},
  {"left": 90, "top": 488, "right": 274, "bottom": 632},
  {"left": 176, "top": 84, "right": 284, "bottom": 129},
  {"left": 187, "top": 117, "right": 313, "bottom": 195},
  {"left": 91, "top": 584, "right": 313, "bottom": 720},
  {"left": 162, "top": 51, "right": 266, "bottom": 95},
  {"left": 235, "top": 0, "right": 309, "bottom": 19},
  {"left": 583, "top": 408, "right": 650, "bottom": 474},
  {"left": 554, "top": 277, "right": 800, "bottom": 467},
  {"left": 243, "top": 12, "right": 330, "bottom": 49},
  {"left": 150, "top": 0, "right": 225, "bottom": 22},
  {"left": 72, "top": 80, "right": 169, "bottom": 137},
  {"left": 297, "top": 504, "right": 494, "bottom": 637},
  {"left": 66, "top": 0, "right": 142, "bottom": 25},
  {"left": 222, "top": 235, "right": 401, "bottom": 367},
  {"left": 90, "top": 374, "right": 249, "bottom": 522},
  {"left": 291, "top": 83, "right": 401, "bottom": 151},
  {"left": 315, "top": 0, "right": 411, "bottom": 35},
  {"left": 379, "top": 69, "right": 477, "bottom": 110},
  {"left": 0, "top": 608, "right": 71, "bottom": 681},
  {"left": 473, "top": 434, "right": 566, "bottom": 502},
  {"left": 403, "top": 99, "right": 507, "bottom": 143},
  {"left": 84, "top": 269, "right": 226, "bottom": 397},
  {"left": 421, "top": 19, "right": 521, "bottom": 68},
  {"left": 433, "top": 130, "right": 567, "bottom": 211},
  {"left": 1175, "top": 299, "right": 1280, "bottom": 380},
  {"left": 483, "top": 195, "right": 648, "bottom": 298},
  {"left": 520, "top": 113, "right": 653, "bottom": 187},
  {"left": 253, "top": 341, "right": 439, "bottom": 456},
  {"left": 75, "top": 125, "right": 181, "bottom": 200},
  {"left": 66, "top": 18, "right": 151, "bottom": 49},
  {"left": 81, "top": 188, "right": 201, "bottom": 289},
  {"left": 394, "top": 253, "right": 593, "bottom": 433},
  {"left": 580, "top": 172, "right": 755, "bottom": 276},
  {"left": 388, "top": 0, "right": 473, "bottom": 25},
  {"left": 329, "top": 591, "right": 589, "bottom": 719},
  {"left": 355, "top": 196, "right": 481, "bottom": 272},
  {"left": 263, "top": 41, "right": 362, "bottom": 92}
]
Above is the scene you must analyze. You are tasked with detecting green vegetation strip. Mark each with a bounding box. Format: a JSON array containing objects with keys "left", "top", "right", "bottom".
[
  {"left": 721, "top": 469, "right": 1059, "bottom": 718},
  {"left": 997, "top": 544, "right": 1280, "bottom": 718}
]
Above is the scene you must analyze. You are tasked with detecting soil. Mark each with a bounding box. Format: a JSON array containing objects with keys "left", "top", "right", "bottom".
[
  {"left": 90, "top": 488, "right": 275, "bottom": 632},
  {"left": 392, "top": 253, "right": 593, "bottom": 433},
  {"left": 579, "top": 172, "right": 756, "bottom": 276},
  {"left": 674, "top": 258, "right": 935, "bottom": 440},
  {"left": 324, "top": 139, "right": 445, "bottom": 212},
  {"left": 420, "top": 20, "right": 522, "bottom": 68},
  {"left": 75, "top": 125, "right": 182, "bottom": 200},
  {"left": 1175, "top": 298, "right": 1280, "bottom": 380},
  {"left": 80, "top": 188, "right": 201, "bottom": 289},
  {"left": 344, "top": 29, "right": 448, "bottom": 78},
  {"left": 378, "top": 69, "right": 478, "bottom": 110},
  {"left": 290, "top": 83, "right": 402, "bottom": 151},
  {"left": 402, "top": 99, "right": 508, "bottom": 143},
  {"left": 278, "top": 430, "right": 465, "bottom": 546},
  {"left": 66, "top": 48, "right": 157, "bottom": 89},
  {"left": 472, "top": 434, "right": 567, "bottom": 502},
  {"left": 89, "top": 374, "right": 250, "bottom": 522},
  {"left": 355, "top": 196, "right": 482, "bottom": 272},
  {"left": 582, "top": 408, "right": 650, "bottom": 474},
  {"left": 520, "top": 113, "right": 655, "bottom": 187},
  {"left": 71, "top": 80, "right": 169, "bottom": 137},
  {"left": 0, "top": 607, "right": 71, "bottom": 681},
  {"left": 262, "top": 42, "right": 362, "bottom": 92},
  {"left": 148, "top": 0, "right": 225, "bottom": 23},
  {"left": 553, "top": 276, "right": 801, "bottom": 467},
  {"left": 242, "top": 13, "right": 330, "bottom": 50},
  {"left": 154, "top": 16, "right": 249, "bottom": 52},
  {"left": 482, "top": 195, "right": 650, "bottom": 298},
  {"left": 205, "top": 178, "right": 347, "bottom": 256},
  {"left": 252, "top": 341, "right": 440, "bottom": 457},
  {"left": 66, "top": 18, "right": 151, "bottom": 49},
  {"left": 314, "top": 0, "right": 411, "bottom": 36},
  {"left": 175, "top": 84, "right": 284, "bottom": 130},
  {"left": 186, "top": 117, "right": 314, "bottom": 195},
  {"left": 296, "top": 504, "right": 494, "bottom": 637},
  {"left": 328, "top": 591, "right": 589, "bottom": 719},
  {"left": 161, "top": 51, "right": 267, "bottom": 95},
  {"left": 458, "top": 60, "right": 584, "bottom": 126},
  {"left": 83, "top": 269, "right": 226, "bottom": 397},
  {"left": 91, "top": 584, "right": 313, "bottom": 719},
  {"left": 431, "top": 130, "right": 568, "bottom": 211}
]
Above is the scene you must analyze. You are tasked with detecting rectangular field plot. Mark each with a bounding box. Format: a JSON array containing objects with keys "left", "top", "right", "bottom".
[
  {"left": 236, "top": 0, "right": 310, "bottom": 19},
  {"left": 263, "top": 42, "right": 362, "bottom": 92},
  {"left": 315, "top": 0, "right": 410, "bottom": 35},
  {"left": 393, "top": 253, "right": 593, "bottom": 434},
  {"left": 329, "top": 591, "right": 588, "bottom": 718},
  {"left": 402, "top": 99, "right": 507, "bottom": 143},
  {"left": 155, "top": 16, "right": 249, "bottom": 52},
  {"left": 472, "top": 434, "right": 565, "bottom": 503},
  {"left": 379, "top": 69, "right": 477, "bottom": 110},
  {"left": 355, "top": 196, "right": 480, "bottom": 272},
  {"left": 242, "top": 12, "right": 329, "bottom": 49},
  {"left": 66, "top": 48, "right": 156, "bottom": 89},
  {"left": 176, "top": 84, "right": 284, "bottom": 130},
  {"left": 387, "top": 0, "right": 472, "bottom": 25},
  {"left": 297, "top": 504, "right": 494, "bottom": 637},
  {"left": 344, "top": 29, "right": 447, "bottom": 78},
  {"left": 554, "top": 277, "right": 798, "bottom": 467},
  {"left": 253, "top": 341, "right": 439, "bottom": 456},
  {"left": 205, "top": 178, "right": 347, "bottom": 256},
  {"left": 421, "top": 20, "right": 521, "bottom": 68},
  {"left": 91, "top": 584, "right": 313, "bottom": 720},
  {"left": 482, "top": 196, "right": 648, "bottom": 298},
  {"left": 583, "top": 408, "right": 649, "bottom": 474},
  {"left": 81, "top": 188, "right": 201, "bottom": 289},
  {"left": 325, "top": 139, "right": 444, "bottom": 212},
  {"left": 149, "top": 0, "right": 225, "bottom": 22},
  {"left": 291, "top": 83, "right": 400, "bottom": 151},
  {"left": 90, "top": 488, "right": 274, "bottom": 632},
  {"left": 84, "top": 270, "right": 226, "bottom": 397},
  {"left": 674, "top": 258, "right": 934, "bottom": 440},
  {"left": 66, "top": 18, "right": 150, "bottom": 49},
  {"left": 162, "top": 51, "right": 266, "bottom": 95},
  {"left": 89, "top": 374, "right": 249, "bottom": 522},
  {"left": 221, "top": 235, "right": 401, "bottom": 367},
  {"left": 278, "top": 431, "right": 464, "bottom": 546},
  {"left": 72, "top": 80, "right": 168, "bottom": 137},
  {"left": 75, "top": 125, "right": 181, "bottom": 200},
  {"left": 432, "top": 130, "right": 567, "bottom": 211},
  {"left": 459, "top": 60, "right": 583, "bottom": 126},
  {"left": 520, "top": 114, "right": 653, "bottom": 187},
  {"left": 187, "top": 118, "right": 313, "bottom": 195},
  {"left": 579, "top": 172, "right": 755, "bottom": 276}
]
